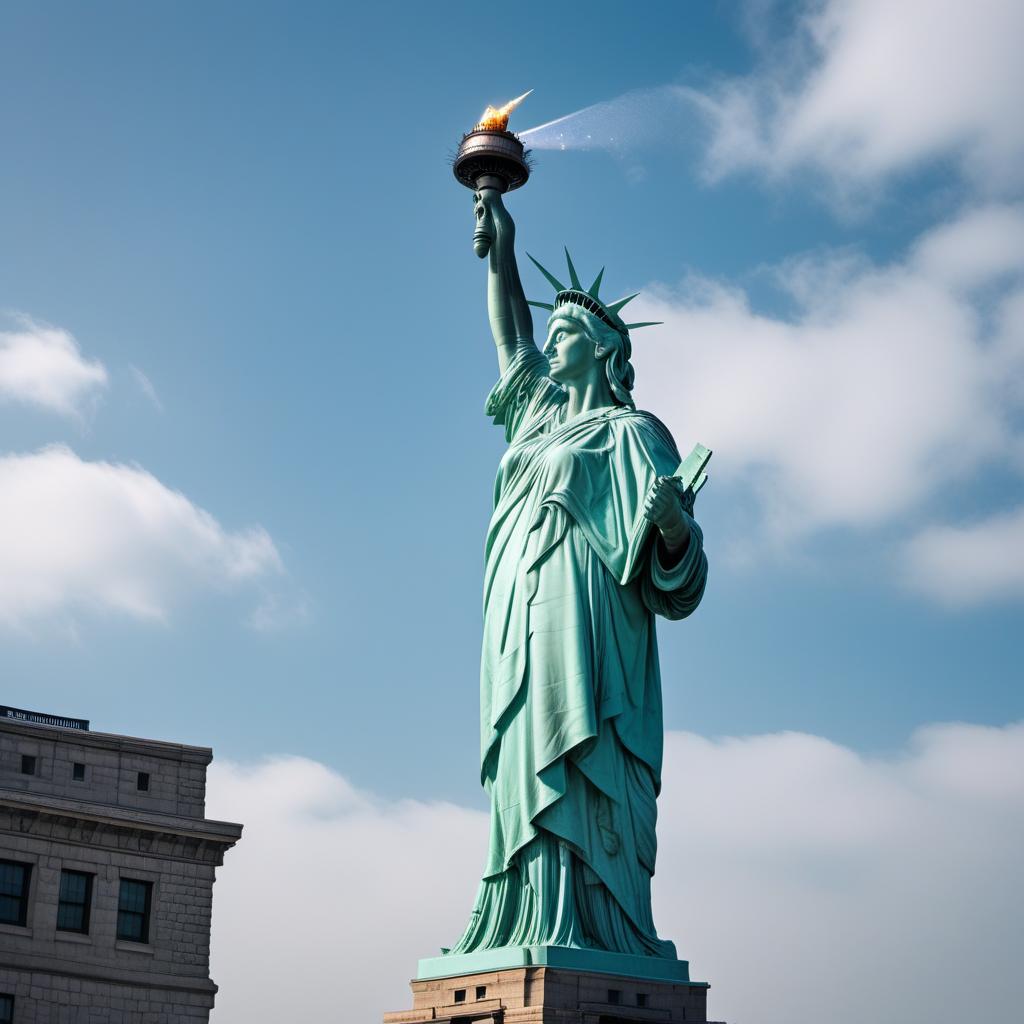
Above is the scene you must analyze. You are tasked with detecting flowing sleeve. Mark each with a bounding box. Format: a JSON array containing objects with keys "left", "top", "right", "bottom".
[
  {"left": 641, "top": 511, "right": 708, "bottom": 620},
  {"left": 485, "top": 343, "right": 565, "bottom": 444}
]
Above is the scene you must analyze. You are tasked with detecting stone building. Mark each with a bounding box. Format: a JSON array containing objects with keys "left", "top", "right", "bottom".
[{"left": 0, "top": 707, "right": 242, "bottom": 1023}]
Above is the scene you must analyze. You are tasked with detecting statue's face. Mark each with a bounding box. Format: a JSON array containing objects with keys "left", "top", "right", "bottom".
[{"left": 544, "top": 315, "right": 599, "bottom": 384}]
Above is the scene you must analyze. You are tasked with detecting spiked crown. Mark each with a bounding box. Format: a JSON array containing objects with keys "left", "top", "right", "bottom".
[{"left": 526, "top": 249, "right": 662, "bottom": 337}]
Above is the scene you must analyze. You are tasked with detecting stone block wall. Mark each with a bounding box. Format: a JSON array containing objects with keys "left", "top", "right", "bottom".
[
  {"left": 0, "top": 718, "right": 241, "bottom": 1023},
  {"left": 0, "top": 967, "right": 214, "bottom": 1024}
]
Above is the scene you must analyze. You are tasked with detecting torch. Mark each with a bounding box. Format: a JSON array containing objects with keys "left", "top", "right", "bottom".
[
  {"left": 454, "top": 92, "right": 532, "bottom": 251},
  {"left": 453, "top": 90, "right": 531, "bottom": 195}
]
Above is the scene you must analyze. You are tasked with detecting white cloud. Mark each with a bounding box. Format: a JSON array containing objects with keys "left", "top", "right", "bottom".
[
  {"left": 0, "top": 445, "right": 281, "bottom": 628},
  {"left": 630, "top": 204, "right": 1024, "bottom": 543},
  {"left": 207, "top": 757, "right": 487, "bottom": 1024},
  {"left": 205, "top": 721, "right": 1024, "bottom": 1024},
  {"left": 691, "top": 0, "right": 1024, "bottom": 197},
  {"left": 902, "top": 505, "right": 1024, "bottom": 606},
  {"left": 0, "top": 317, "right": 107, "bottom": 418},
  {"left": 912, "top": 205, "right": 1024, "bottom": 291}
]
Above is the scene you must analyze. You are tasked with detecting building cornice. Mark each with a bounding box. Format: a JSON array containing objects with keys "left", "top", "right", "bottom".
[{"left": 0, "top": 793, "right": 242, "bottom": 865}]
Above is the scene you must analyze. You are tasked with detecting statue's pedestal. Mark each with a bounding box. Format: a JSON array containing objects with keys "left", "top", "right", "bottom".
[{"left": 384, "top": 947, "right": 723, "bottom": 1023}]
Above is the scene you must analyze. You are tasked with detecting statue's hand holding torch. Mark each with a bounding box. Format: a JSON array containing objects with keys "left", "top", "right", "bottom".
[
  {"left": 472, "top": 188, "right": 514, "bottom": 259},
  {"left": 454, "top": 91, "right": 535, "bottom": 358}
]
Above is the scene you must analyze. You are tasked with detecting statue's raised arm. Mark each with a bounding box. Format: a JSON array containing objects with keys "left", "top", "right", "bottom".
[{"left": 472, "top": 187, "right": 536, "bottom": 377}]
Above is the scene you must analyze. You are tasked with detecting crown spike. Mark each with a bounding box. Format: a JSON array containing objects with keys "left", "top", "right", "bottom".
[
  {"left": 564, "top": 248, "right": 582, "bottom": 290},
  {"left": 527, "top": 300, "right": 555, "bottom": 311},
  {"left": 527, "top": 253, "right": 567, "bottom": 293},
  {"left": 606, "top": 292, "right": 640, "bottom": 314},
  {"left": 588, "top": 267, "right": 605, "bottom": 298},
  {"left": 623, "top": 321, "right": 663, "bottom": 330}
]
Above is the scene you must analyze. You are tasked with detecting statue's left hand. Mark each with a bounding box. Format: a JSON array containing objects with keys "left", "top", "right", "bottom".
[{"left": 644, "top": 477, "right": 693, "bottom": 552}]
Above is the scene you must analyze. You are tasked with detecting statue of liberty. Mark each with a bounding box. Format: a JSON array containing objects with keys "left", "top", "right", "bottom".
[{"left": 445, "top": 181, "right": 709, "bottom": 964}]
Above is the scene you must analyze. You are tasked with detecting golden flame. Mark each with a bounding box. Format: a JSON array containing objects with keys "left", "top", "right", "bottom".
[{"left": 475, "top": 90, "right": 533, "bottom": 132}]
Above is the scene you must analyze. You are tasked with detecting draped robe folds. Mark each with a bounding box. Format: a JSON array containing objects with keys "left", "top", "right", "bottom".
[{"left": 449, "top": 345, "right": 708, "bottom": 960}]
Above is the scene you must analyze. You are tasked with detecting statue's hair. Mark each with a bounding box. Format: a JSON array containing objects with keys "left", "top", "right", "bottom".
[{"left": 550, "top": 304, "right": 636, "bottom": 408}]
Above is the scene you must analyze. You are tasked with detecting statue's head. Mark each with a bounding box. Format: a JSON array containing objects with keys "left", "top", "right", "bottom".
[
  {"left": 527, "top": 250, "right": 661, "bottom": 408},
  {"left": 543, "top": 304, "right": 635, "bottom": 406}
]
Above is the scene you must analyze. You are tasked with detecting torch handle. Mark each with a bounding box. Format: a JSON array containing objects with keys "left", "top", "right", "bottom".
[{"left": 475, "top": 174, "right": 507, "bottom": 193}]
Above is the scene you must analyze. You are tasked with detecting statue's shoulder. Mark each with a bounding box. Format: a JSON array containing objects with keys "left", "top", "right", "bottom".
[{"left": 610, "top": 407, "right": 680, "bottom": 463}]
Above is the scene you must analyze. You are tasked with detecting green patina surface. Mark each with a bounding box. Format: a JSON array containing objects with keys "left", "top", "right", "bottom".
[{"left": 433, "top": 174, "right": 711, "bottom": 979}]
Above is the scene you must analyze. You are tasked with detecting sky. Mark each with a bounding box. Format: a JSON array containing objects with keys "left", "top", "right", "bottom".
[{"left": 1, "top": 1, "right": 1022, "bottom": 1021}]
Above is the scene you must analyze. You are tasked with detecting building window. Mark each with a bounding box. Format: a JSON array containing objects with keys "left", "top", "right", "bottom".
[
  {"left": 57, "top": 870, "right": 93, "bottom": 934},
  {"left": 20, "top": 754, "right": 36, "bottom": 775},
  {"left": 0, "top": 860, "right": 32, "bottom": 927},
  {"left": 453, "top": 990, "right": 466, "bottom": 1004},
  {"left": 475, "top": 986, "right": 487, "bottom": 1000},
  {"left": 72, "top": 762, "right": 86, "bottom": 781},
  {"left": 117, "top": 878, "right": 152, "bottom": 943},
  {"left": 137, "top": 771, "right": 150, "bottom": 791},
  {"left": 0, "top": 994, "right": 13, "bottom": 1024},
  {"left": 607, "top": 989, "right": 622, "bottom": 1005}
]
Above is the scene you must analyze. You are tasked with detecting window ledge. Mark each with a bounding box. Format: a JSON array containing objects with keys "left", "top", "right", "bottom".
[
  {"left": 0, "top": 922, "right": 31, "bottom": 938},
  {"left": 115, "top": 939, "right": 155, "bottom": 955},
  {"left": 55, "top": 930, "right": 93, "bottom": 945}
]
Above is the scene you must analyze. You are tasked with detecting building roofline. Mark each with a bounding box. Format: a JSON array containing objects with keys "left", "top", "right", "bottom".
[{"left": 0, "top": 716, "right": 215, "bottom": 764}]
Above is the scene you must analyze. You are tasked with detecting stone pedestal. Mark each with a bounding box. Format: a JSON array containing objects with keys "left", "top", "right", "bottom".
[{"left": 384, "top": 965, "right": 724, "bottom": 1023}]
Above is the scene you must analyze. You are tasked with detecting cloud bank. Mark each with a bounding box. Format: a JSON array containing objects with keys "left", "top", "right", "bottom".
[
  {"left": 629, "top": 203, "right": 1024, "bottom": 600},
  {"left": 520, "top": 1, "right": 1023, "bottom": 203},
  {"left": 0, "top": 317, "right": 108, "bottom": 418},
  {"left": 0, "top": 445, "right": 281, "bottom": 628},
  {"left": 206, "top": 721, "right": 1024, "bottom": 1024},
  {"left": 691, "top": 0, "right": 1024, "bottom": 198}
]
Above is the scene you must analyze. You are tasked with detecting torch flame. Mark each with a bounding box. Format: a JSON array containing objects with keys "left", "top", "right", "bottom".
[{"left": 475, "top": 90, "right": 533, "bottom": 132}]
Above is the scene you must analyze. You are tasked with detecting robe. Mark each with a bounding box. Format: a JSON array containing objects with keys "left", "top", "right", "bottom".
[{"left": 450, "top": 344, "right": 708, "bottom": 958}]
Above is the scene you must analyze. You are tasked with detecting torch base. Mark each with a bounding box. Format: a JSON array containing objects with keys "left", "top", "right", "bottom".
[{"left": 454, "top": 129, "right": 530, "bottom": 192}]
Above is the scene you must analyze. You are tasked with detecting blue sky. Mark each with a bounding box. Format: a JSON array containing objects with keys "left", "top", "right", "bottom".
[
  {"left": 4, "top": 3, "right": 1023, "bottom": 1021},
  {"left": 1, "top": 0, "right": 1021, "bottom": 811}
]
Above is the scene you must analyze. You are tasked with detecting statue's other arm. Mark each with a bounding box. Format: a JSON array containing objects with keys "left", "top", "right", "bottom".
[
  {"left": 473, "top": 188, "right": 538, "bottom": 377},
  {"left": 641, "top": 509, "right": 708, "bottom": 621},
  {"left": 641, "top": 477, "right": 708, "bottom": 620}
]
